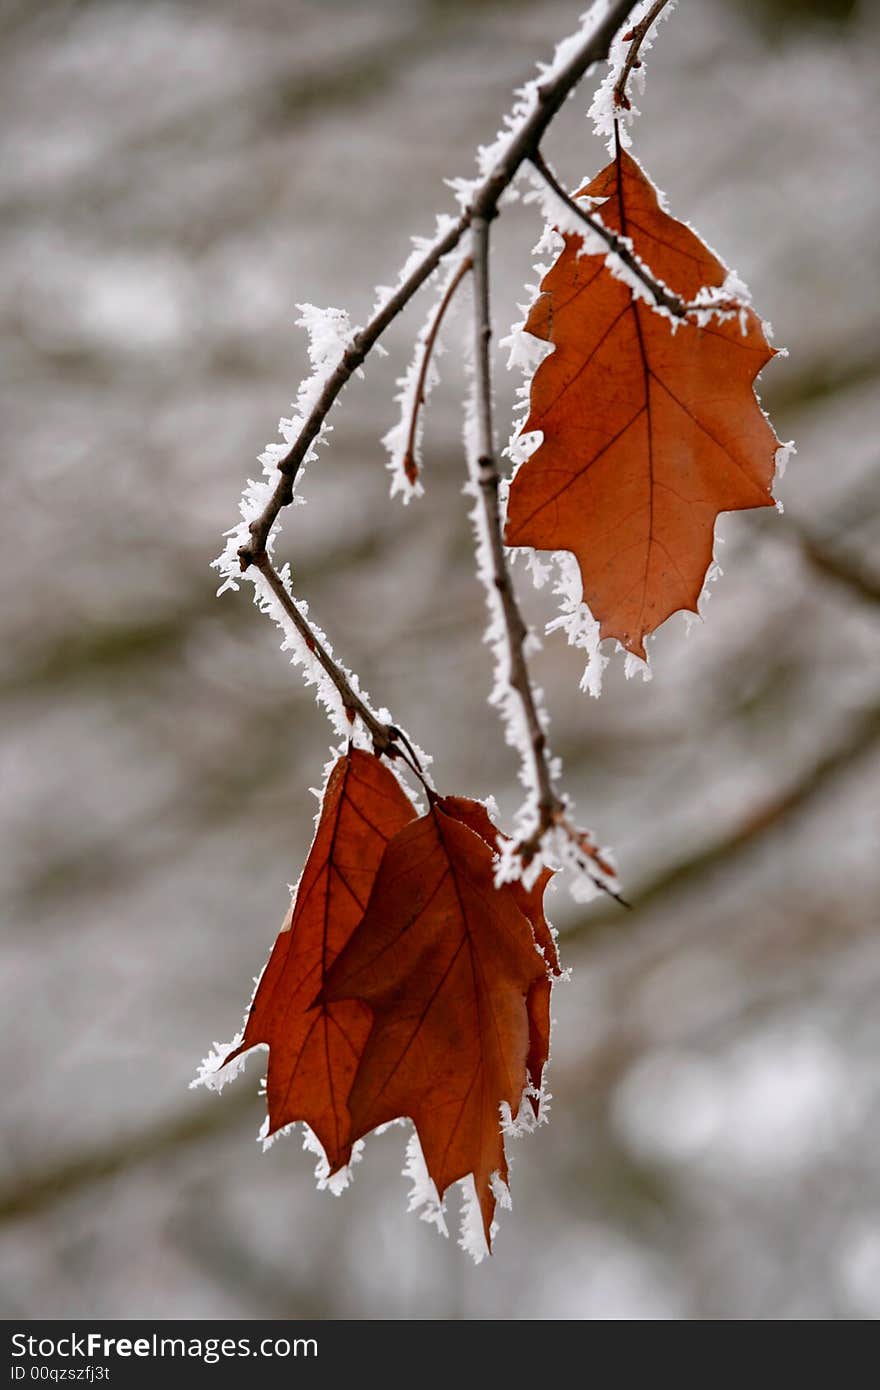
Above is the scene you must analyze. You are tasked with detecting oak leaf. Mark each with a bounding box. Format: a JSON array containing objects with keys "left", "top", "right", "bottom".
[
  {"left": 506, "top": 145, "right": 780, "bottom": 658},
  {"left": 440, "top": 796, "right": 559, "bottom": 1117},
  {"left": 223, "top": 749, "right": 416, "bottom": 1170},
  {"left": 322, "top": 796, "right": 549, "bottom": 1246}
]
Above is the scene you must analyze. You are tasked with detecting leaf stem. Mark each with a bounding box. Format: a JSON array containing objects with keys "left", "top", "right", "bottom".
[{"left": 530, "top": 147, "right": 688, "bottom": 318}]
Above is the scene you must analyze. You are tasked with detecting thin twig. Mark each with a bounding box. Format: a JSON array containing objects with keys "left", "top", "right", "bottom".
[
  {"left": 254, "top": 555, "right": 433, "bottom": 786},
  {"left": 238, "top": 226, "right": 466, "bottom": 567},
  {"left": 252, "top": 555, "right": 394, "bottom": 755},
  {"left": 470, "top": 216, "right": 618, "bottom": 896},
  {"left": 237, "top": 0, "right": 639, "bottom": 571},
  {"left": 613, "top": 0, "right": 673, "bottom": 110},
  {"left": 471, "top": 216, "right": 557, "bottom": 826},
  {"left": 402, "top": 255, "right": 472, "bottom": 488}
]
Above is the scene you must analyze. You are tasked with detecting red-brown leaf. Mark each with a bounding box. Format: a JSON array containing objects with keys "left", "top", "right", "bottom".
[
  {"left": 322, "top": 797, "right": 547, "bottom": 1246},
  {"left": 506, "top": 145, "right": 780, "bottom": 659},
  {"left": 440, "top": 796, "right": 559, "bottom": 1115},
  {"left": 224, "top": 749, "right": 416, "bottom": 1169}
]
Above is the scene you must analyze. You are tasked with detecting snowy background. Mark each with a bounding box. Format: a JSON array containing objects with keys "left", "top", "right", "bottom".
[{"left": 1, "top": 0, "right": 878, "bottom": 1319}]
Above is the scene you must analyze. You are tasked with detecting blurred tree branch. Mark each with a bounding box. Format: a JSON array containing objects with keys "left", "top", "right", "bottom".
[
  {"left": 566, "top": 698, "right": 880, "bottom": 941},
  {"left": 0, "top": 1090, "right": 255, "bottom": 1226},
  {"left": 795, "top": 527, "right": 880, "bottom": 606}
]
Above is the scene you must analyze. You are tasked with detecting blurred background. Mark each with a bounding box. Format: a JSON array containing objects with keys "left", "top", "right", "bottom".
[{"left": 1, "top": 0, "right": 878, "bottom": 1320}]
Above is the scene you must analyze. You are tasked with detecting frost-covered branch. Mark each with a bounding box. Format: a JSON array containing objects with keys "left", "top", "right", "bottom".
[
  {"left": 470, "top": 217, "right": 557, "bottom": 834},
  {"left": 235, "top": 0, "right": 639, "bottom": 573},
  {"left": 469, "top": 217, "right": 622, "bottom": 901},
  {"left": 251, "top": 555, "right": 394, "bottom": 754},
  {"left": 220, "top": 0, "right": 645, "bottom": 892},
  {"left": 236, "top": 232, "right": 466, "bottom": 569},
  {"left": 613, "top": 0, "right": 673, "bottom": 109},
  {"left": 393, "top": 255, "right": 472, "bottom": 497}
]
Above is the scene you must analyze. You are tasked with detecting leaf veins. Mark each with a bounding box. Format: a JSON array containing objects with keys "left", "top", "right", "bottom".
[
  {"left": 224, "top": 749, "right": 416, "bottom": 1169},
  {"left": 322, "top": 797, "right": 548, "bottom": 1246},
  {"left": 506, "top": 144, "right": 781, "bottom": 658}
]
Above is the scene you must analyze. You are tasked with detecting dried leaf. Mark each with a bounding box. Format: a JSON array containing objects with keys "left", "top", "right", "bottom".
[
  {"left": 441, "top": 796, "right": 559, "bottom": 1115},
  {"left": 506, "top": 145, "right": 780, "bottom": 658},
  {"left": 322, "top": 797, "right": 548, "bottom": 1245},
  {"left": 224, "top": 749, "right": 416, "bottom": 1169}
]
